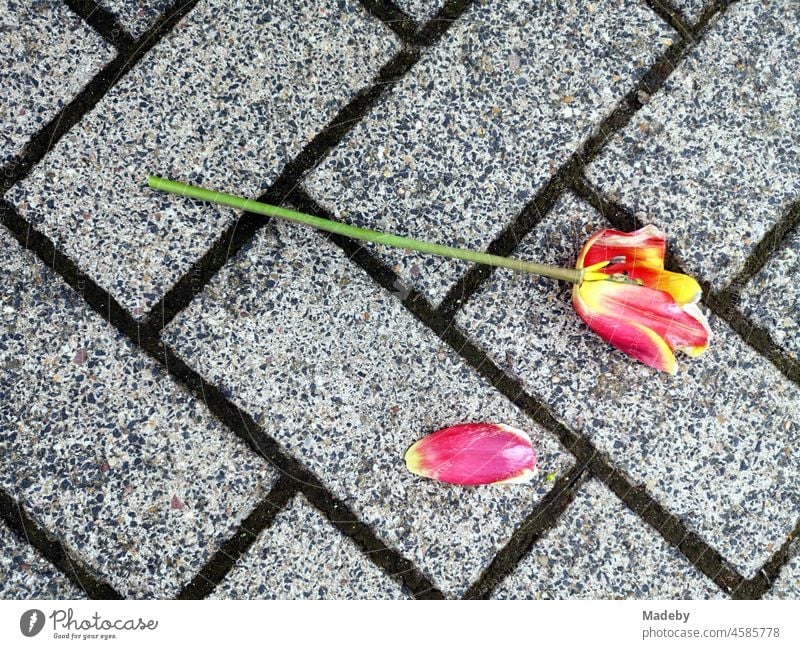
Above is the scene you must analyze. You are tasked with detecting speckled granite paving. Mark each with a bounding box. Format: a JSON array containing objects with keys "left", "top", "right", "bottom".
[
  {"left": 1, "top": 0, "right": 798, "bottom": 600},
  {"left": 97, "top": 0, "right": 174, "bottom": 37},
  {"left": 493, "top": 480, "right": 725, "bottom": 599},
  {"left": 0, "top": 0, "right": 115, "bottom": 166},
  {"left": 209, "top": 494, "right": 411, "bottom": 599},
  {"left": 0, "top": 520, "right": 86, "bottom": 600}
]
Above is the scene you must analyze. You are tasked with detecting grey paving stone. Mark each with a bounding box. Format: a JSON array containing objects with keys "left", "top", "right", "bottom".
[
  {"left": 0, "top": 520, "right": 86, "bottom": 599},
  {"left": 9, "top": 0, "right": 399, "bottom": 319},
  {"left": 394, "top": 0, "right": 441, "bottom": 21},
  {"left": 304, "top": 0, "right": 673, "bottom": 306},
  {"left": 211, "top": 494, "right": 409, "bottom": 599},
  {"left": 494, "top": 480, "right": 725, "bottom": 599},
  {"left": 455, "top": 192, "right": 800, "bottom": 578},
  {"left": 0, "top": 0, "right": 115, "bottom": 166},
  {"left": 162, "top": 222, "right": 574, "bottom": 597},
  {"left": 739, "top": 227, "right": 800, "bottom": 361},
  {"left": 97, "top": 1, "right": 173, "bottom": 38},
  {"left": 671, "top": 0, "right": 708, "bottom": 23},
  {"left": 764, "top": 548, "right": 800, "bottom": 600},
  {"left": 587, "top": 0, "right": 800, "bottom": 292},
  {"left": 0, "top": 228, "right": 278, "bottom": 598}
]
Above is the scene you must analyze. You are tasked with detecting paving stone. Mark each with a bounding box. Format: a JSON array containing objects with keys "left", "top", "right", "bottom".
[
  {"left": 394, "top": 0, "right": 442, "bottom": 21},
  {"left": 494, "top": 480, "right": 724, "bottom": 599},
  {"left": 97, "top": 0, "right": 174, "bottom": 38},
  {"left": 163, "top": 222, "right": 574, "bottom": 597},
  {"left": 304, "top": 0, "right": 673, "bottom": 306},
  {"left": 671, "top": 0, "right": 708, "bottom": 23},
  {"left": 0, "top": 228, "right": 278, "bottom": 598},
  {"left": 455, "top": 192, "right": 800, "bottom": 578},
  {"left": 764, "top": 548, "right": 800, "bottom": 600},
  {"left": 739, "top": 227, "right": 800, "bottom": 361},
  {"left": 587, "top": 0, "right": 800, "bottom": 292},
  {"left": 210, "top": 494, "right": 409, "bottom": 599},
  {"left": 0, "top": 520, "right": 86, "bottom": 599},
  {"left": 0, "top": 0, "right": 115, "bottom": 166},
  {"left": 9, "top": 0, "right": 400, "bottom": 319}
]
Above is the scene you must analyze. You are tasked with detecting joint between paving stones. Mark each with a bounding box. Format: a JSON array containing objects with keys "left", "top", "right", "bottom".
[
  {"left": 62, "top": 0, "right": 136, "bottom": 50},
  {"left": 356, "top": 0, "right": 420, "bottom": 43},
  {"left": 436, "top": 176, "right": 572, "bottom": 322},
  {"left": 296, "top": 482, "right": 444, "bottom": 599},
  {"left": 415, "top": 0, "right": 478, "bottom": 46},
  {"left": 0, "top": 487, "right": 123, "bottom": 599},
  {"left": 642, "top": 0, "right": 694, "bottom": 41},
  {"left": 717, "top": 201, "right": 800, "bottom": 304},
  {"left": 463, "top": 466, "right": 590, "bottom": 599},
  {"left": 741, "top": 519, "right": 800, "bottom": 600},
  {"left": 176, "top": 477, "right": 299, "bottom": 599},
  {"left": 0, "top": 200, "right": 150, "bottom": 343}
]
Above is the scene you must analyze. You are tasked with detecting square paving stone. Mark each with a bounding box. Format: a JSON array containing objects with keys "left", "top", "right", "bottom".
[
  {"left": 764, "top": 549, "right": 800, "bottom": 600},
  {"left": 162, "top": 222, "right": 574, "bottom": 597},
  {"left": 303, "top": 0, "right": 673, "bottom": 306},
  {"left": 97, "top": 0, "right": 174, "bottom": 38},
  {"left": 0, "top": 520, "right": 86, "bottom": 599},
  {"left": 455, "top": 191, "right": 800, "bottom": 578},
  {"left": 494, "top": 479, "right": 724, "bottom": 599},
  {"left": 210, "top": 494, "right": 409, "bottom": 599},
  {"left": 0, "top": 228, "right": 278, "bottom": 598},
  {"left": 587, "top": 0, "right": 800, "bottom": 292},
  {"left": 9, "top": 0, "right": 400, "bottom": 319},
  {"left": 739, "top": 227, "right": 800, "bottom": 361},
  {"left": 0, "top": 0, "right": 115, "bottom": 166}
]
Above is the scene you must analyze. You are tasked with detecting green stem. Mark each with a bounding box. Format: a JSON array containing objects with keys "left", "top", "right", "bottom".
[{"left": 147, "top": 176, "right": 584, "bottom": 284}]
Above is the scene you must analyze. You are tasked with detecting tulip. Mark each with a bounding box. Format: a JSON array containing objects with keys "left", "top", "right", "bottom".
[
  {"left": 404, "top": 423, "right": 536, "bottom": 485},
  {"left": 573, "top": 225, "right": 710, "bottom": 374},
  {"left": 147, "top": 177, "right": 710, "bottom": 374}
]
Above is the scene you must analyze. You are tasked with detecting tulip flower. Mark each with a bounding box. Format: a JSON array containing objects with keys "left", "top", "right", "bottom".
[
  {"left": 573, "top": 225, "right": 710, "bottom": 374},
  {"left": 404, "top": 423, "right": 536, "bottom": 485},
  {"left": 146, "top": 176, "right": 710, "bottom": 374}
]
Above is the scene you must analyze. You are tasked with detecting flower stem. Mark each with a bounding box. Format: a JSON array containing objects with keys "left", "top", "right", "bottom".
[{"left": 146, "top": 176, "right": 584, "bottom": 284}]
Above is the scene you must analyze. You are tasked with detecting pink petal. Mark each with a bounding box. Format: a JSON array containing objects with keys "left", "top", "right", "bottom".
[{"left": 405, "top": 423, "right": 536, "bottom": 486}]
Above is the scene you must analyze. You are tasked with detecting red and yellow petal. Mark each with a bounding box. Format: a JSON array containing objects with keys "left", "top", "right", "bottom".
[
  {"left": 577, "top": 225, "right": 666, "bottom": 270},
  {"left": 576, "top": 281, "right": 709, "bottom": 354},
  {"left": 573, "top": 286, "right": 678, "bottom": 373},
  {"left": 620, "top": 266, "right": 702, "bottom": 306},
  {"left": 405, "top": 423, "right": 536, "bottom": 486}
]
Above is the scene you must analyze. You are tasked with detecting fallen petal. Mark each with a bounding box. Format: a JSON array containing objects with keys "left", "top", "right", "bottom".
[{"left": 405, "top": 423, "right": 536, "bottom": 486}]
